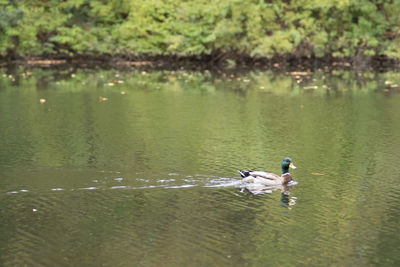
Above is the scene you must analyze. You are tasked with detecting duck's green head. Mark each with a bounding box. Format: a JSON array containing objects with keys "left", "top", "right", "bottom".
[{"left": 281, "top": 157, "right": 296, "bottom": 174}]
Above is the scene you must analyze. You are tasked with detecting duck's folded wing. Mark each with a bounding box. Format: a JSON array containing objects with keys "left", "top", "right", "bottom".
[
  {"left": 242, "top": 176, "right": 255, "bottom": 183},
  {"left": 250, "top": 171, "right": 280, "bottom": 180}
]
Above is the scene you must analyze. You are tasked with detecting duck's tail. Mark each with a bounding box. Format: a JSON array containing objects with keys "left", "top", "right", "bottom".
[{"left": 238, "top": 170, "right": 251, "bottom": 178}]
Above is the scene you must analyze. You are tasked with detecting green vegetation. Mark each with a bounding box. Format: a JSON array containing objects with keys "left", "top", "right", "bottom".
[{"left": 1, "top": 0, "right": 400, "bottom": 62}]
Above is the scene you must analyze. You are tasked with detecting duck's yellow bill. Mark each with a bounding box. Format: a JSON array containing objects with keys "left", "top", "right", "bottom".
[{"left": 289, "top": 163, "right": 297, "bottom": 169}]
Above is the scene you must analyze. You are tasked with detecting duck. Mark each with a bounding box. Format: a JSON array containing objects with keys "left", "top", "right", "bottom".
[{"left": 238, "top": 157, "right": 296, "bottom": 186}]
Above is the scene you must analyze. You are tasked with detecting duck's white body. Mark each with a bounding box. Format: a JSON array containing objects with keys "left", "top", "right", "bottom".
[
  {"left": 238, "top": 158, "right": 297, "bottom": 194},
  {"left": 241, "top": 171, "right": 292, "bottom": 185},
  {"left": 242, "top": 171, "right": 282, "bottom": 186}
]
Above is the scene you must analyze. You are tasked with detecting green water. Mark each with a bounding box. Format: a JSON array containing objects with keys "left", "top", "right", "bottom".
[{"left": 1, "top": 67, "right": 400, "bottom": 266}]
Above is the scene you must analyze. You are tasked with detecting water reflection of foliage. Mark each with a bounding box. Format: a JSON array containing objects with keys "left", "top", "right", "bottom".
[{"left": 1, "top": 68, "right": 399, "bottom": 96}]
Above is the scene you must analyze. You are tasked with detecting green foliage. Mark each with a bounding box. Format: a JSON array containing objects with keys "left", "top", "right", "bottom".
[{"left": 0, "top": 0, "right": 399, "bottom": 59}]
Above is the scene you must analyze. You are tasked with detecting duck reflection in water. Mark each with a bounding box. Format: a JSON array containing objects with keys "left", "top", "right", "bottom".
[
  {"left": 239, "top": 183, "right": 297, "bottom": 208},
  {"left": 280, "top": 184, "right": 297, "bottom": 208}
]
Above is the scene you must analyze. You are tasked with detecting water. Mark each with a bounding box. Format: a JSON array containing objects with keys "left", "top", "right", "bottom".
[{"left": 1, "top": 67, "right": 400, "bottom": 266}]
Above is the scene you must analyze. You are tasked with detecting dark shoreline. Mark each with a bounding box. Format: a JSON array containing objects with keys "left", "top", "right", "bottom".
[{"left": 1, "top": 54, "right": 399, "bottom": 71}]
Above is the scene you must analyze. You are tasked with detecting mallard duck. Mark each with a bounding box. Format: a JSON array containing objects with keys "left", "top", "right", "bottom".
[{"left": 238, "top": 157, "right": 296, "bottom": 186}]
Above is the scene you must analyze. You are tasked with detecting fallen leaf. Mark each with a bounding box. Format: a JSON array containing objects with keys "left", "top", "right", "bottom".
[
  {"left": 39, "top": 98, "right": 46, "bottom": 104},
  {"left": 290, "top": 72, "right": 310, "bottom": 76},
  {"left": 311, "top": 173, "right": 325, "bottom": 175},
  {"left": 99, "top": 97, "right": 108, "bottom": 101},
  {"left": 120, "top": 91, "right": 126, "bottom": 95}
]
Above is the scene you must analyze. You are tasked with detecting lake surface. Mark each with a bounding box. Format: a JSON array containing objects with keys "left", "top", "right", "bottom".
[{"left": 1, "top": 66, "right": 400, "bottom": 266}]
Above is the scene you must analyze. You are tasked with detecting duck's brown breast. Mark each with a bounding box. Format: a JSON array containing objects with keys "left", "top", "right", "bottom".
[{"left": 281, "top": 173, "right": 292, "bottom": 184}]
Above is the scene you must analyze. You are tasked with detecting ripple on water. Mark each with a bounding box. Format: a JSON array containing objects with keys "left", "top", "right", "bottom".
[
  {"left": 81, "top": 187, "right": 98, "bottom": 190},
  {"left": 111, "top": 185, "right": 127, "bottom": 189},
  {"left": 2, "top": 174, "right": 265, "bottom": 195}
]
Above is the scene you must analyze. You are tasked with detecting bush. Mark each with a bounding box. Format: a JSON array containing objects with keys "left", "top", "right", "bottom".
[{"left": 1, "top": 0, "right": 399, "bottom": 60}]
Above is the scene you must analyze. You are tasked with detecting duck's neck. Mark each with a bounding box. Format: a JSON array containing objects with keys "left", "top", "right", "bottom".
[{"left": 282, "top": 167, "right": 289, "bottom": 174}]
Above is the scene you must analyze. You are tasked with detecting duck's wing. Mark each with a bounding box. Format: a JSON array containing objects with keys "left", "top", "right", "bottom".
[{"left": 249, "top": 171, "right": 280, "bottom": 180}]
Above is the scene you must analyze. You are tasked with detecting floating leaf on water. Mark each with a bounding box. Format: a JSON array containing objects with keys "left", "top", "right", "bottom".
[
  {"left": 303, "top": 86, "right": 318, "bottom": 90},
  {"left": 290, "top": 72, "right": 310, "bottom": 76},
  {"left": 39, "top": 98, "right": 46, "bottom": 104},
  {"left": 71, "top": 74, "right": 76, "bottom": 78},
  {"left": 99, "top": 96, "right": 108, "bottom": 101},
  {"left": 33, "top": 209, "right": 37, "bottom": 212},
  {"left": 385, "top": 81, "right": 392, "bottom": 85},
  {"left": 108, "top": 82, "right": 114, "bottom": 86},
  {"left": 120, "top": 91, "right": 126, "bottom": 95},
  {"left": 311, "top": 172, "right": 325, "bottom": 175}
]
